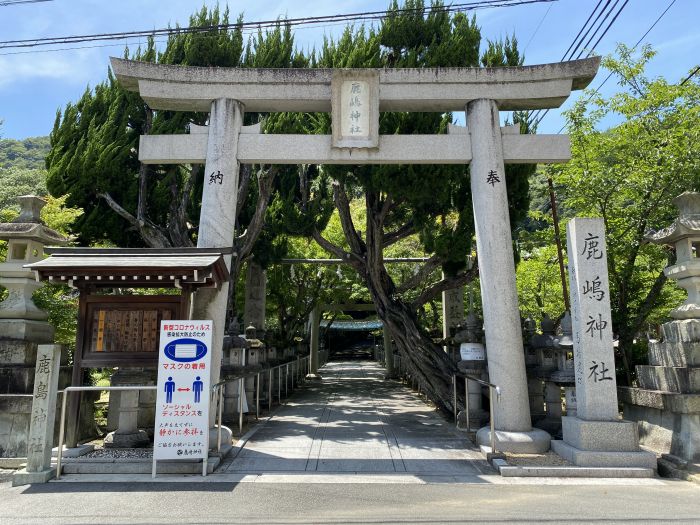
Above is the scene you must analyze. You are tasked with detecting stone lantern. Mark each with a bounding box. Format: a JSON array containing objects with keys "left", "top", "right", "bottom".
[
  {"left": 654, "top": 192, "right": 700, "bottom": 320},
  {"left": 221, "top": 325, "right": 249, "bottom": 421},
  {"left": 620, "top": 192, "right": 700, "bottom": 463},
  {"left": 243, "top": 324, "right": 264, "bottom": 412},
  {"left": 0, "top": 196, "right": 67, "bottom": 342},
  {"left": 453, "top": 311, "right": 488, "bottom": 429},
  {"left": 549, "top": 311, "right": 576, "bottom": 418},
  {"left": 529, "top": 314, "right": 569, "bottom": 434},
  {"left": 0, "top": 195, "right": 68, "bottom": 458}
]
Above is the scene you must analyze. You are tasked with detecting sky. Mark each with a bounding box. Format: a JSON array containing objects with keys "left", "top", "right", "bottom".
[{"left": 0, "top": 0, "right": 698, "bottom": 140}]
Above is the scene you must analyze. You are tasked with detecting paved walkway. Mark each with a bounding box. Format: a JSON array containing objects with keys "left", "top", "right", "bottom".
[{"left": 220, "top": 359, "right": 493, "bottom": 477}]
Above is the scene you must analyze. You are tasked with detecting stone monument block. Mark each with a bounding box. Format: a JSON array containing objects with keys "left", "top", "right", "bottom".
[
  {"left": 561, "top": 417, "right": 641, "bottom": 452},
  {"left": 552, "top": 218, "right": 655, "bottom": 470},
  {"left": 12, "top": 344, "right": 61, "bottom": 485}
]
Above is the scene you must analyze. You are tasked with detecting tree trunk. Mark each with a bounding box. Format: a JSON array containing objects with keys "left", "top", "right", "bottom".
[{"left": 366, "top": 267, "right": 460, "bottom": 414}]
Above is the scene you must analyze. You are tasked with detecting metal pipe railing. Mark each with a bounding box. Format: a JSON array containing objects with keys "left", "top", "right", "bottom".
[
  {"left": 451, "top": 372, "right": 501, "bottom": 454},
  {"left": 54, "top": 355, "right": 311, "bottom": 479},
  {"left": 210, "top": 355, "right": 310, "bottom": 439},
  {"left": 56, "top": 385, "right": 157, "bottom": 480},
  {"left": 388, "top": 354, "right": 501, "bottom": 454}
]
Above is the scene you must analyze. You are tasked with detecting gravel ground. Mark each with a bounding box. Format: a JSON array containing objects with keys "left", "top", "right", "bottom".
[
  {"left": 81, "top": 448, "right": 153, "bottom": 459},
  {"left": 505, "top": 451, "right": 573, "bottom": 467}
]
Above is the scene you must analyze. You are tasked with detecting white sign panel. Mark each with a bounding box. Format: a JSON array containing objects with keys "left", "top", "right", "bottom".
[
  {"left": 153, "top": 320, "right": 212, "bottom": 461},
  {"left": 460, "top": 342, "right": 485, "bottom": 361}
]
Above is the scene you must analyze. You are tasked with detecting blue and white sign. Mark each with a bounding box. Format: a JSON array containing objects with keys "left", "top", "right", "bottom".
[{"left": 153, "top": 320, "right": 212, "bottom": 462}]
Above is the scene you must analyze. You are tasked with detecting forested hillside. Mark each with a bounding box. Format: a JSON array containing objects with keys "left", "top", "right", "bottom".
[
  {"left": 0, "top": 136, "right": 50, "bottom": 210},
  {"left": 0, "top": 136, "right": 50, "bottom": 170}
]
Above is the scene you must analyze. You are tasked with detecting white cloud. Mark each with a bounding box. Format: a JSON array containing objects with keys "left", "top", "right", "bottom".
[{"left": 0, "top": 48, "right": 101, "bottom": 89}]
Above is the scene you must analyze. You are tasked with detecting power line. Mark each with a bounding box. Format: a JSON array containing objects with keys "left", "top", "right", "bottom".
[
  {"left": 555, "top": 0, "right": 678, "bottom": 133},
  {"left": 0, "top": 0, "right": 52, "bottom": 5},
  {"left": 559, "top": 0, "right": 605, "bottom": 60},
  {"left": 586, "top": 0, "right": 676, "bottom": 94},
  {"left": 528, "top": 0, "right": 619, "bottom": 125},
  {"left": 567, "top": 0, "right": 611, "bottom": 60},
  {"left": 523, "top": 2, "right": 553, "bottom": 53},
  {"left": 579, "top": 0, "right": 629, "bottom": 59},
  {"left": 530, "top": 0, "right": 631, "bottom": 129},
  {"left": 0, "top": 0, "right": 557, "bottom": 50},
  {"left": 574, "top": 0, "right": 624, "bottom": 59},
  {"left": 680, "top": 65, "right": 700, "bottom": 85}
]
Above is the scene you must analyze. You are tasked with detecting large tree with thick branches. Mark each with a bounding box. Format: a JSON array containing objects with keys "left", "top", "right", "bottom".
[{"left": 269, "top": 1, "right": 534, "bottom": 413}]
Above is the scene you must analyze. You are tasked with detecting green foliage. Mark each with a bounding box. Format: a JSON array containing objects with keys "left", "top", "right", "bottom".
[
  {"left": 524, "top": 44, "right": 700, "bottom": 382},
  {"left": 32, "top": 284, "right": 79, "bottom": 351},
  {"left": 41, "top": 194, "right": 84, "bottom": 236},
  {"left": 0, "top": 136, "right": 51, "bottom": 211}
]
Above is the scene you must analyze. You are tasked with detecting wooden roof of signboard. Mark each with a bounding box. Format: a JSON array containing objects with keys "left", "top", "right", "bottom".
[{"left": 25, "top": 247, "right": 230, "bottom": 288}]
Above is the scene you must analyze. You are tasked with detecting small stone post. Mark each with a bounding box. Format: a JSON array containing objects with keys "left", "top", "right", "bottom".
[
  {"left": 243, "top": 262, "right": 267, "bottom": 335},
  {"left": 467, "top": 99, "right": 550, "bottom": 453},
  {"left": 442, "top": 283, "right": 464, "bottom": 352},
  {"left": 191, "top": 98, "right": 244, "bottom": 426},
  {"left": 104, "top": 369, "right": 150, "bottom": 448},
  {"left": 383, "top": 328, "right": 394, "bottom": 379},
  {"left": 12, "top": 344, "right": 61, "bottom": 486},
  {"left": 307, "top": 306, "right": 322, "bottom": 380},
  {"left": 552, "top": 218, "right": 656, "bottom": 468}
]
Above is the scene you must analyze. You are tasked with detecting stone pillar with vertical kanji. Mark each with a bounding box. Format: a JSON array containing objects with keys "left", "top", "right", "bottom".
[
  {"left": 12, "top": 344, "right": 61, "bottom": 486},
  {"left": 551, "top": 218, "right": 656, "bottom": 469}
]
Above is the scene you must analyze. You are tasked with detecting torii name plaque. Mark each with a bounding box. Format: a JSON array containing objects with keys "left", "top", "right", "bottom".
[{"left": 331, "top": 70, "right": 379, "bottom": 149}]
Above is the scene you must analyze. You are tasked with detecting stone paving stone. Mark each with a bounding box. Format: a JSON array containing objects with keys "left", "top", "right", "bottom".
[
  {"left": 224, "top": 359, "right": 493, "bottom": 476},
  {"left": 238, "top": 447, "right": 311, "bottom": 459}
]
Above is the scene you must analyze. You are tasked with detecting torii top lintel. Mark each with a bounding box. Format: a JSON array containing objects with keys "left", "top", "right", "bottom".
[{"left": 110, "top": 57, "right": 600, "bottom": 113}]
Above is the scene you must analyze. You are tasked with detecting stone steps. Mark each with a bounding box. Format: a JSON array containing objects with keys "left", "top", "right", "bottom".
[
  {"left": 637, "top": 365, "right": 700, "bottom": 394},
  {"left": 493, "top": 459, "right": 655, "bottom": 478},
  {"left": 60, "top": 456, "right": 220, "bottom": 475}
]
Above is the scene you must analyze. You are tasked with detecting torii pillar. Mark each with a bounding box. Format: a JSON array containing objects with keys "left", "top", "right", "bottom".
[
  {"left": 190, "top": 98, "right": 243, "bottom": 426},
  {"left": 468, "top": 99, "right": 550, "bottom": 453}
]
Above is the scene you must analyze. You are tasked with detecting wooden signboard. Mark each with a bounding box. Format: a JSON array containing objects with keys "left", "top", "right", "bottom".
[{"left": 78, "top": 295, "right": 186, "bottom": 367}]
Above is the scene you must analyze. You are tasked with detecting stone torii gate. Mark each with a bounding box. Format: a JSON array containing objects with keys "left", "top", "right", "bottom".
[{"left": 112, "top": 56, "right": 599, "bottom": 453}]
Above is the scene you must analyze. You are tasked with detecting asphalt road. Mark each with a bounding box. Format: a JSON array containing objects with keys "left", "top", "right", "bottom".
[{"left": 2, "top": 478, "right": 699, "bottom": 524}]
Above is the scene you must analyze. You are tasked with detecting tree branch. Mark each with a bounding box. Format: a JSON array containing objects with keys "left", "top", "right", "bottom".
[
  {"left": 410, "top": 261, "right": 479, "bottom": 309},
  {"left": 235, "top": 164, "right": 252, "bottom": 226},
  {"left": 233, "top": 166, "right": 277, "bottom": 277},
  {"left": 332, "top": 180, "right": 365, "bottom": 257},
  {"left": 383, "top": 220, "right": 416, "bottom": 248},
  {"left": 136, "top": 105, "right": 153, "bottom": 223},
  {"left": 311, "top": 229, "right": 350, "bottom": 260},
  {"left": 378, "top": 194, "right": 393, "bottom": 224},
  {"left": 99, "top": 192, "right": 171, "bottom": 248},
  {"left": 167, "top": 166, "right": 195, "bottom": 247},
  {"left": 395, "top": 254, "right": 441, "bottom": 295}
]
